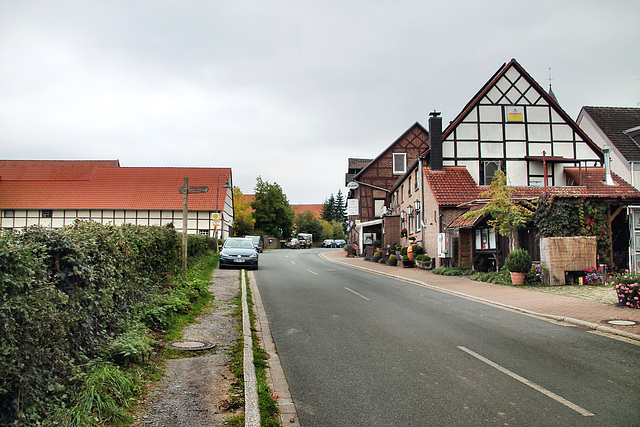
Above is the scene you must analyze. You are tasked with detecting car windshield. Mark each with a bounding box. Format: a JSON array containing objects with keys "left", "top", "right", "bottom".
[
  {"left": 246, "top": 236, "right": 259, "bottom": 244},
  {"left": 225, "top": 239, "right": 255, "bottom": 249}
]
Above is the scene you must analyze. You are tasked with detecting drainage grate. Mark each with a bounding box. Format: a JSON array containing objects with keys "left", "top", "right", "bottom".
[
  {"left": 604, "top": 319, "right": 638, "bottom": 327},
  {"left": 167, "top": 340, "right": 216, "bottom": 351}
]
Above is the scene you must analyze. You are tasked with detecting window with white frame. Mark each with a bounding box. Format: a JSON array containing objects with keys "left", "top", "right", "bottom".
[
  {"left": 393, "top": 153, "right": 407, "bottom": 175},
  {"left": 374, "top": 199, "right": 385, "bottom": 218},
  {"left": 41, "top": 210, "right": 53, "bottom": 218},
  {"left": 414, "top": 169, "right": 419, "bottom": 190},
  {"left": 198, "top": 229, "right": 209, "bottom": 236},
  {"left": 483, "top": 161, "right": 502, "bottom": 186},
  {"left": 408, "top": 177, "right": 412, "bottom": 195}
]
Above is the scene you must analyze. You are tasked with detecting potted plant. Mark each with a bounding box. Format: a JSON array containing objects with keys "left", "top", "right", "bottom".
[
  {"left": 388, "top": 254, "right": 398, "bottom": 266},
  {"left": 402, "top": 254, "right": 414, "bottom": 268},
  {"left": 408, "top": 244, "right": 422, "bottom": 262},
  {"left": 400, "top": 228, "right": 407, "bottom": 238},
  {"left": 505, "top": 249, "right": 532, "bottom": 285},
  {"left": 372, "top": 251, "right": 382, "bottom": 263},
  {"left": 583, "top": 266, "right": 602, "bottom": 285},
  {"left": 415, "top": 254, "right": 432, "bottom": 269}
]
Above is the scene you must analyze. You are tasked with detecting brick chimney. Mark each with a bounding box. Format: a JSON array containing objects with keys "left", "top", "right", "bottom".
[{"left": 429, "top": 110, "right": 443, "bottom": 171}]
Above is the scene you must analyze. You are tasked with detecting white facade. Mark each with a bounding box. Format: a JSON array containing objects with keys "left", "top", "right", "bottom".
[{"left": 442, "top": 62, "right": 601, "bottom": 188}]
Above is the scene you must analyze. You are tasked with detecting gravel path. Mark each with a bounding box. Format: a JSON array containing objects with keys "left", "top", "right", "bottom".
[{"left": 135, "top": 268, "right": 242, "bottom": 427}]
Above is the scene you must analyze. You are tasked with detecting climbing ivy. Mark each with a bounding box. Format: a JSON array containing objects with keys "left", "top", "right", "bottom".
[{"left": 532, "top": 195, "right": 611, "bottom": 265}]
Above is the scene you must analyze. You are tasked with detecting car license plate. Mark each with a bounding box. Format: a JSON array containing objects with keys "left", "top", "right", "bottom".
[{"left": 234, "top": 259, "right": 245, "bottom": 263}]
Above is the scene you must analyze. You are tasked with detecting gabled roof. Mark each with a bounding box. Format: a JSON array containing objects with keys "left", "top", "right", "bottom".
[
  {"left": 0, "top": 161, "right": 232, "bottom": 211},
  {"left": 355, "top": 122, "right": 428, "bottom": 180},
  {"left": 423, "top": 166, "right": 481, "bottom": 206},
  {"left": 442, "top": 58, "right": 602, "bottom": 160},
  {"left": 348, "top": 158, "right": 373, "bottom": 169},
  {"left": 580, "top": 107, "right": 640, "bottom": 162}
]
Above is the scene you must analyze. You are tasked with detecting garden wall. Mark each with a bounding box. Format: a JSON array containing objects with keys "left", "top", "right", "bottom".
[{"left": 540, "top": 236, "right": 597, "bottom": 285}]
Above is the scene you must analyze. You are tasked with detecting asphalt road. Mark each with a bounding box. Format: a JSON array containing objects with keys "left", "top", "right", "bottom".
[{"left": 254, "top": 248, "right": 640, "bottom": 426}]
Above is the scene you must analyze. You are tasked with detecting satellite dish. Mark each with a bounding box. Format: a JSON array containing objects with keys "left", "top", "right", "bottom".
[{"left": 347, "top": 181, "right": 359, "bottom": 189}]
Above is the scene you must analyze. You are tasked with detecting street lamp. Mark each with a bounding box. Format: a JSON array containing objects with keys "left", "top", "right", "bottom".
[{"left": 215, "top": 173, "right": 231, "bottom": 253}]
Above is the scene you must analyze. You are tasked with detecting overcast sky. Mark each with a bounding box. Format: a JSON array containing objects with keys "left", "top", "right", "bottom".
[{"left": 1, "top": 0, "right": 639, "bottom": 204}]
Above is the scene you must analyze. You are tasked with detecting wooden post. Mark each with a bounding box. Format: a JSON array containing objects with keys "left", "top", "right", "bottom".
[{"left": 182, "top": 177, "right": 188, "bottom": 281}]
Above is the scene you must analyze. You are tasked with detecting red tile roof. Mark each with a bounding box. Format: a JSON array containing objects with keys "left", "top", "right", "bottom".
[
  {"left": 0, "top": 161, "right": 232, "bottom": 211},
  {"left": 0, "top": 160, "right": 120, "bottom": 181},
  {"left": 423, "top": 166, "right": 482, "bottom": 206},
  {"left": 292, "top": 204, "right": 323, "bottom": 219}
]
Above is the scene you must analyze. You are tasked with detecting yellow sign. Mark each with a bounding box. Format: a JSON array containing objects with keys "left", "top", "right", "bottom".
[{"left": 506, "top": 106, "right": 524, "bottom": 122}]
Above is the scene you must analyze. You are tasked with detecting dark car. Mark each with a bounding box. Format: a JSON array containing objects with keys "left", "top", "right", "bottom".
[
  {"left": 245, "top": 235, "right": 264, "bottom": 253},
  {"left": 322, "top": 239, "right": 336, "bottom": 248},
  {"left": 334, "top": 239, "right": 347, "bottom": 248},
  {"left": 285, "top": 238, "right": 300, "bottom": 249},
  {"left": 219, "top": 237, "right": 259, "bottom": 270}
]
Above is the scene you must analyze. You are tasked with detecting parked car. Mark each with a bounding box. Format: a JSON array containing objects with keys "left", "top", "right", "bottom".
[
  {"left": 334, "top": 239, "right": 347, "bottom": 248},
  {"left": 285, "top": 238, "right": 300, "bottom": 249},
  {"left": 322, "top": 239, "right": 336, "bottom": 248},
  {"left": 244, "top": 235, "right": 264, "bottom": 253},
  {"left": 219, "top": 237, "right": 259, "bottom": 270}
]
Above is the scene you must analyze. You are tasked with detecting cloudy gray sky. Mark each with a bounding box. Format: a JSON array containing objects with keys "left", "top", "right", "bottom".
[{"left": 1, "top": 0, "right": 639, "bottom": 204}]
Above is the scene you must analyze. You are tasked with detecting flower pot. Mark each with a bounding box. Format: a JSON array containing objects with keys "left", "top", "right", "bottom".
[
  {"left": 510, "top": 272, "right": 526, "bottom": 286},
  {"left": 402, "top": 260, "right": 414, "bottom": 268},
  {"left": 388, "top": 259, "right": 398, "bottom": 266}
]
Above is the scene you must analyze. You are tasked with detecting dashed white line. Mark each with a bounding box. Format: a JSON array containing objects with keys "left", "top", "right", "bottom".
[
  {"left": 344, "top": 287, "right": 370, "bottom": 301},
  {"left": 306, "top": 269, "right": 318, "bottom": 275},
  {"left": 458, "top": 346, "right": 595, "bottom": 417},
  {"left": 290, "top": 261, "right": 296, "bottom": 264}
]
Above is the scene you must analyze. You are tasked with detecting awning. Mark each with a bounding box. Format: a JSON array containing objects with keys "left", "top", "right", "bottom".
[
  {"left": 446, "top": 208, "right": 486, "bottom": 230},
  {"left": 355, "top": 219, "right": 382, "bottom": 229}
]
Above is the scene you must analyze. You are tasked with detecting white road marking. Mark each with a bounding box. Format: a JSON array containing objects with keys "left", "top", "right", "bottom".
[
  {"left": 457, "top": 346, "right": 595, "bottom": 417},
  {"left": 306, "top": 269, "right": 318, "bottom": 275},
  {"left": 290, "top": 261, "right": 296, "bottom": 264},
  {"left": 344, "top": 287, "right": 370, "bottom": 301}
]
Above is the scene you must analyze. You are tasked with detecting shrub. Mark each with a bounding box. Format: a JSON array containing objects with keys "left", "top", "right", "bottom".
[
  {"left": 373, "top": 251, "right": 381, "bottom": 257},
  {"left": 104, "top": 325, "right": 155, "bottom": 367},
  {"left": 412, "top": 245, "right": 424, "bottom": 255},
  {"left": 388, "top": 254, "right": 397, "bottom": 261},
  {"left": 607, "top": 271, "right": 640, "bottom": 309},
  {"left": 415, "top": 254, "right": 430, "bottom": 262},
  {"left": 401, "top": 247, "right": 408, "bottom": 256},
  {"left": 504, "top": 249, "right": 532, "bottom": 273}
]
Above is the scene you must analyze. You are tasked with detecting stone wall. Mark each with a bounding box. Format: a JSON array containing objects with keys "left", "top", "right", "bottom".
[{"left": 540, "top": 236, "right": 597, "bottom": 285}]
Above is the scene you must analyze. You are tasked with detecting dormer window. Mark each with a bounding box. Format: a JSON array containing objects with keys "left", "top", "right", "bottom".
[{"left": 393, "top": 153, "right": 407, "bottom": 175}]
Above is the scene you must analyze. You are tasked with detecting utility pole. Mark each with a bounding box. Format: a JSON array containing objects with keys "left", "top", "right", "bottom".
[{"left": 179, "top": 177, "right": 209, "bottom": 280}]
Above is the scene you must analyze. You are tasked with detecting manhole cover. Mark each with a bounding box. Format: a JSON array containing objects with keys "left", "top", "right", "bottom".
[
  {"left": 604, "top": 319, "right": 638, "bottom": 326},
  {"left": 167, "top": 340, "right": 216, "bottom": 351}
]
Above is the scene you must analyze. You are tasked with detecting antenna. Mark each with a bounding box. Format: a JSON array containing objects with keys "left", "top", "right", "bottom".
[{"left": 548, "top": 67, "right": 553, "bottom": 90}]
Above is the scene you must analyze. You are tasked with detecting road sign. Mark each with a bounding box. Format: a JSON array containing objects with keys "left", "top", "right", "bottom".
[
  {"left": 212, "top": 212, "right": 221, "bottom": 227},
  {"left": 179, "top": 185, "right": 209, "bottom": 194}
]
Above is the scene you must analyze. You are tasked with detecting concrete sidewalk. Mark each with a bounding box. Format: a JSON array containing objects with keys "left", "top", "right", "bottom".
[{"left": 321, "top": 249, "right": 640, "bottom": 341}]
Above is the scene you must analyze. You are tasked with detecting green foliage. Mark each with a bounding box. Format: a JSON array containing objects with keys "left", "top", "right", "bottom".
[
  {"left": 463, "top": 170, "right": 534, "bottom": 250},
  {"left": 104, "top": 326, "right": 155, "bottom": 367},
  {"left": 64, "top": 362, "right": 140, "bottom": 427},
  {"left": 321, "top": 189, "right": 347, "bottom": 227},
  {"left": 373, "top": 251, "right": 381, "bottom": 258},
  {"left": 233, "top": 186, "right": 256, "bottom": 237},
  {"left": 252, "top": 176, "right": 295, "bottom": 239},
  {"left": 432, "top": 266, "right": 466, "bottom": 276},
  {"left": 533, "top": 195, "right": 612, "bottom": 265},
  {"left": 504, "top": 249, "right": 532, "bottom": 273},
  {"left": 411, "top": 245, "right": 424, "bottom": 255},
  {"left": 415, "top": 254, "right": 431, "bottom": 262},
  {"left": 388, "top": 254, "right": 397, "bottom": 261},
  {"left": 0, "top": 222, "right": 217, "bottom": 425}
]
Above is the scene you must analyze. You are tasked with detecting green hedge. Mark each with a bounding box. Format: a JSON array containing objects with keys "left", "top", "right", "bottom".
[{"left": 0, "top": 221, "right": 213, "bottom": 425}]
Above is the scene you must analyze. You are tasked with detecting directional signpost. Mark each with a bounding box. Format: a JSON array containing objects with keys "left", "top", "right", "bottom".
[{"left": 179, "top": 178, "right": 209, "bottom": 280}]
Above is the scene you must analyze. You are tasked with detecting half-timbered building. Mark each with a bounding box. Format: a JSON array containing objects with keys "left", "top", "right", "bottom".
[
  {"left": 390, "top": 59, "right": 640, "bottom": 271},
  {"left": 0, "top": 160, "right": 234, "bottom": 239},
  {"left": 346, "top": 123, "right": 429, "bottom": 250}
]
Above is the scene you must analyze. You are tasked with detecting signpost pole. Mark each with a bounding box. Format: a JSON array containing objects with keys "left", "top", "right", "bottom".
[{"left": 182, "top": 177, "right": 188, "bottom": 281}]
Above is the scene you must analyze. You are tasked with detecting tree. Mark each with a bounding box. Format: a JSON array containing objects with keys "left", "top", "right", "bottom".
[
  {"left": 463, "top": 170, "right": 534, "bottom": 251},
  {"left": 334, "top": 189, "right": 347, "bottom": 226},
  {"left": 252, "top": 176, "right": 295, "bottom": 239},
  {"left": 321, "top": 194, "right": 336, "bottom": 222},
  {"left": 296, "top": 210, "right": 325, "bottom": 241},
  {"left": 232, "top": 186, "right": 255, "bottom": 237}
]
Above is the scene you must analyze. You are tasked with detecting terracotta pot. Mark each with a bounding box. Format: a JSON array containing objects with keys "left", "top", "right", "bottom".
[{"left": 510, "top": 272, "right": 526, "bottom": 285}]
